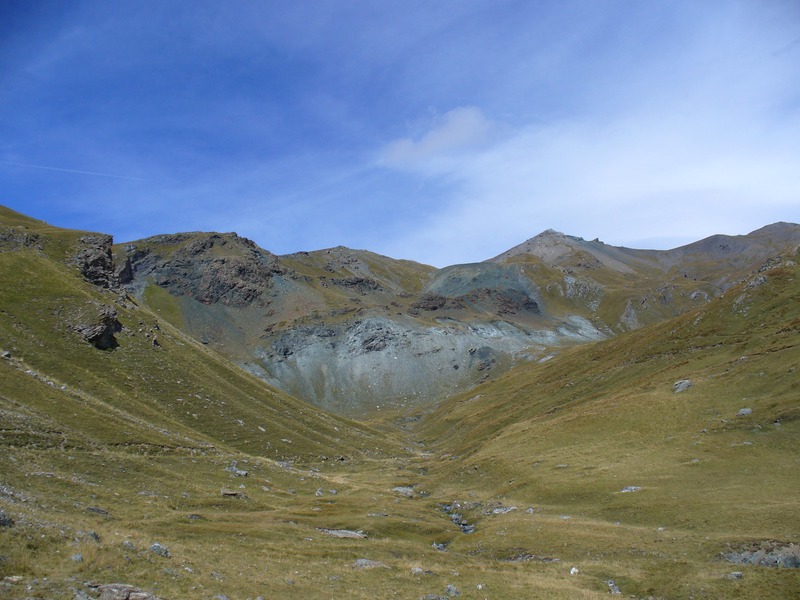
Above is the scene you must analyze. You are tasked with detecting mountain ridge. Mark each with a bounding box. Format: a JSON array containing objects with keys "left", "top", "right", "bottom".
[{"left": 112, "top": 218, "right": 800, "bottom": 414}]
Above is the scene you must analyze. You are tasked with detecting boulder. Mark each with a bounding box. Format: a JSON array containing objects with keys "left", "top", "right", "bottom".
[
  {"left": 673, "top": 379, "right": 693, "bottom": 393},
  {"left": 0, "top": 509, "right": 13, "bottom": 527},
  {"left": 72, "top": 303, "right": 122, "bottom": 350},
  {"left": 148, "top": 542, "right": 170, "bottom": 558}
]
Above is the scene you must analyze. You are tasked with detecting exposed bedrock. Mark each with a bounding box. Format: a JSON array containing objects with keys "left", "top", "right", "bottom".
[{"left": 246, "top": 315, "right": 605, "bottom": 415}]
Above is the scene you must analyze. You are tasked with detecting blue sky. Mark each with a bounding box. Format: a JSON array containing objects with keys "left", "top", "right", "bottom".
[{"left": 2, "top": 0, "right": 799, "bottom": 266}]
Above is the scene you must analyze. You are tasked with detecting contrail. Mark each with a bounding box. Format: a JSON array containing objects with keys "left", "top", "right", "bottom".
[{"left": 0, "top": 159, "right": 147, "bottom": 182}]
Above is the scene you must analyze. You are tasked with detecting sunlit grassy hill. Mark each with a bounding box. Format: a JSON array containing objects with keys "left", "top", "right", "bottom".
[{"left": 414, "top": 245, "right": 800, "bottom": 598}]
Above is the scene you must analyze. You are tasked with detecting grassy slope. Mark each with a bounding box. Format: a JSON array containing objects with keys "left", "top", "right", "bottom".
[{"left": 415, "top": 252, "right": 800, "bottom": 598}]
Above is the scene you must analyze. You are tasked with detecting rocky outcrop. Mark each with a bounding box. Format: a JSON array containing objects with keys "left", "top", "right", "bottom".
[
  {"left": 70, "top": 234, "right": 116, "bottom": 288},
  {"left": 722, "top": 541, "right": 800, "bottom": 568},
  {"left": 0, "top": 227, "right": 43, "bottom": 251},
  {"left": 123, "top": 233, "right": 285, "bottom": 307},
  {"left": 71, "top": 303, "right": 123, "bottom": 350},
  {"left": 88, "top": 583, "right": 164, "bottom": 600}
]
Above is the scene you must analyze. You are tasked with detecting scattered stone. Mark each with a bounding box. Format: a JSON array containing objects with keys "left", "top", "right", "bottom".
[
  {"left": 392, "top": 486, "right": 415, "bottom": 498},
  {"left": 738, "top": 408, "right": 753, "bottom": 416},
  {"left": 606, "top": 579, "right": 622, "bottom": 595},
  {"left": 0, "top": 350, "right": 10, "bottom": 359},
  {"left": 70, "top": 553, "right": 84, "bottom": 563},
  {"left": 224, "top": 462, "right": 248, "bottom": 477},
  {"left": 421, "top": 595, "right": 447, "bottom": 600},
  {"left": 0, "top": 509, "right": 13, "bottom": 527},
  {"left": 95, "top": 583, "right": 164, "bottom": 600},
  {"left": 722, "top": 541, "right": 800, "bottom": 568},
  {"left": 122, "top": 541, "right": 135, "bottom": 551},
  {"left": 148, "top": 542, "right": 170, "bottom": 558},
  {"left": 726, "top": 572, "right": 744, "bottom": 579},
  {"left": 73, "top": 588, "right": 92, "bottom": 600},
  {"left": 317, "top": 528, "right": 367, "bottom": 539},
  {"left": 220, "top": 488, "right": 246, "bottom": 498},
  {"left": 491, "top": 505, "right": 517, "bottom": 514},
  {"left": 86, "top": 506, "right": 110, "bottom": 516},
  {"left": 673, "top": 379, "right": 693, "bottom": 393},
  {"left": 445, "top": 583, "right": 461, "bottom": 597},
  {"left": 570, "top": 567, "right": 580, "bottom": 575},
  {"left": 620, "top": 486, "right": 641, "bottom": 493},
  {"left": 352, "top": 558, "right": 386, "bottom": 569},
  {"left": 432, "top": 542, "right": 448, "bottom": 552}
]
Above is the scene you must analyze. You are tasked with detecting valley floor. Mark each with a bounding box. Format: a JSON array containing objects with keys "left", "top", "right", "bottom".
[{"left": 2, "top": 412, "right": 798, "bottom": 600}]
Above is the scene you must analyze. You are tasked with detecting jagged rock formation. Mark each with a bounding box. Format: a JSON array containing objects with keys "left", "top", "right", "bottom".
[
  {"left": 70, "top": 234, "right": 117, "bottom": 288},
  {"left": 70, "top": 302, "right": 123, "bottom": 350}
]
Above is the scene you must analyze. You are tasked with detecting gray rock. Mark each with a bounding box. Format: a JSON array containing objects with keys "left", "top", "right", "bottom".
[
  {"left": 726, "top": 572, "right": 744, "bottom": 579},
  {"left": 317, "top": 528, "right": 367, "bottom": 539},
  {"left": 606, "top": 579, "right": 621, "bottom": 595},
  {"left": 0, "top": 509, "right": 13, "bottom": 527},
  {"left": 96, "top": 583, "right": 163, "bottom": 600},
  {"left": 445, "top": 583, "right": 461, "bottom": 597},
  {"left": 72, "top": 303, "right": 123, "bottom": 350},
  {"left": 148, "top": 542, "right": 170, "bottom": 557},
  {"left": 738, "top": 408, "right": 753, "bottom": 416},
  {"left": 723, "top": 542, "right": 800, "bottom": 568},
  {"left": 224, "top": 462, "right": 248, "bottom": 477},
  {"left": 620, "top": 486, "right": 641, "bottom": 493},
  {"left": 392, "top": 486, "right": 415, "bottom": 498},
  {"left": 673, "top": 379, "right": 693, "bottom": 393},
  {"left": 122, "top": 540, "right": 135, "bottom": 551},
  {"left": 72, "top": 588, "right": 92, "bottom": 600},
  {"left": 352, "top": 558, "right": 386, "bottom": 569},
  {"left": 432, "top": 542, "right": 448, "bottom": 552},
  {"left": 491, "top": 505, "right": 517, "bottom": 514},
  {"left": 70, "top": 553, "right": 84, "bottom": 563},
  {"left": 70, "top": 234, "right": 117, "bottom": 288}
]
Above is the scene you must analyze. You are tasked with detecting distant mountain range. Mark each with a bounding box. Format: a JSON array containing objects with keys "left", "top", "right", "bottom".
[{"left": 113, "top": 219, "right": 800, "bottom": 415}]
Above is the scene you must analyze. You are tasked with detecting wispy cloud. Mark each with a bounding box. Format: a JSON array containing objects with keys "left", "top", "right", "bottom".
[
  {"left": 0, "top": 159, "right": 147, "bottom": 181},
  {"left": 379, "top": 107, "right": 499, "bottom": 169}
]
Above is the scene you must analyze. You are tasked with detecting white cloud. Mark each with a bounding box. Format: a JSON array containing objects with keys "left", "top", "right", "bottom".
[
  {"left": 379, "top": 107, "right": 499, "bottom": 170},
  {"left": 375, "top": 102, "right": 800, "bottom": 266}
]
